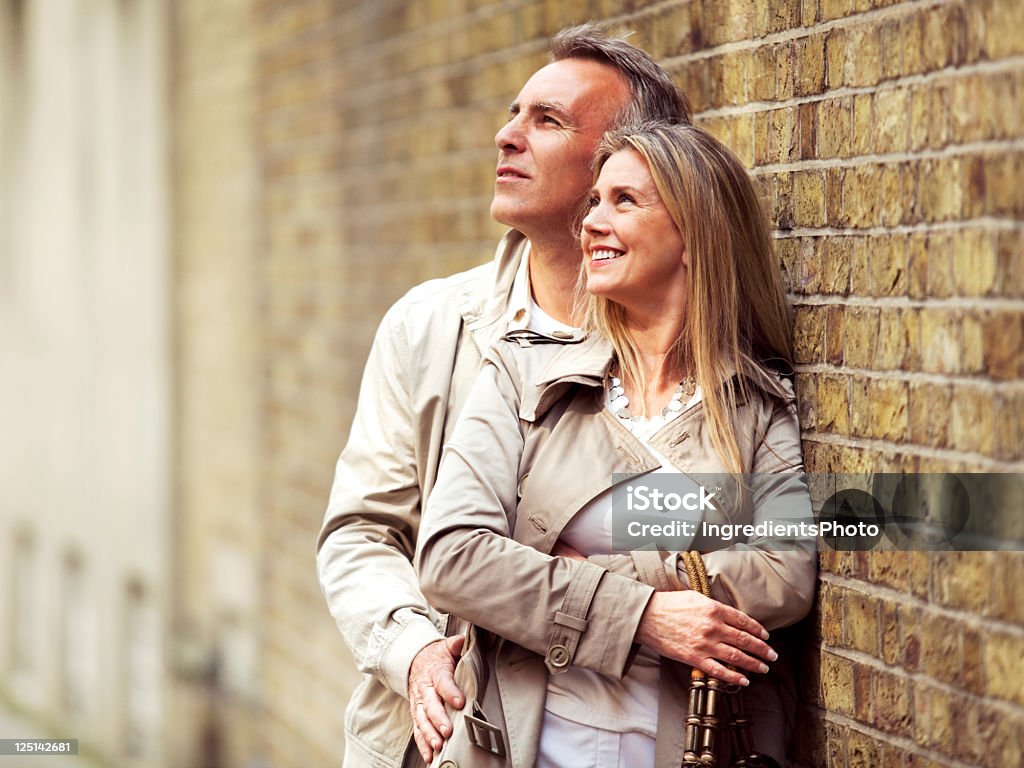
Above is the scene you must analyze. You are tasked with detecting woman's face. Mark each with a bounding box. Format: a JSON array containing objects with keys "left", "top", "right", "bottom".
[{"left": 581, "top": 149, "right": 687, "bottom": 314}]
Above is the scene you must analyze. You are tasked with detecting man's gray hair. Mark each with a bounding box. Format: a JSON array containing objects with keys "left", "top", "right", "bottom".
[{"left": 550, "top": 23, "right": 692, "bottom": 127}]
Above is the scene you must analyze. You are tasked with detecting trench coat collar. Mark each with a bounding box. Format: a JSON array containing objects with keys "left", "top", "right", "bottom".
[
  {"left": 519, "top": 334, "right": 613, "bottom": 421},
  {"left": 519, "top": 332, "right": 795, "bottom": 423},
  {"left": 456, "top": 229, "right": 528, "bottom": 346}
]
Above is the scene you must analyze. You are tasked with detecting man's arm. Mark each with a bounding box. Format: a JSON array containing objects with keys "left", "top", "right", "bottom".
[{"left": 316, "top": 303, "right": 464, "bottom": 765}]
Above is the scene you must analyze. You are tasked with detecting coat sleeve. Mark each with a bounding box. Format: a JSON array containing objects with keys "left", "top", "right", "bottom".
[
  {"left": 417, "top": 346, "right": 656, "bottom": 679},
  {"left": 316, "top": 303, "right": 443, "bottom": 699},
  {"left": 671, "top": 381, "right": 818, "bottom": 630}
]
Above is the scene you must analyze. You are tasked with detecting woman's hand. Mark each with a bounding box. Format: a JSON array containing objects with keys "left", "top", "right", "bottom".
[{"left": 635, "top": 591, "right": 777, "bottom": 687}]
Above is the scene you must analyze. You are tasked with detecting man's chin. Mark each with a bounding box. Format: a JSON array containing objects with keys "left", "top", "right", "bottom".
[{"left": 489, "top": 199, "right": 521, "bottom": 229}]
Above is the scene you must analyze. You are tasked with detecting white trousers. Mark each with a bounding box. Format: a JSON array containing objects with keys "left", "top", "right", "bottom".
[{"left": 536, "top": 711, "right": 656, "bottom": 768}]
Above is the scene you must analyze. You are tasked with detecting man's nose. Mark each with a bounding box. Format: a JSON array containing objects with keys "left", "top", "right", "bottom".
[{"left": 494, "top": 115, "right": 525, "bottom": 152}]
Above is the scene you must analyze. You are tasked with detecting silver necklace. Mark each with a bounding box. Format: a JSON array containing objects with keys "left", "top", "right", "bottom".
[{"left": 607, "top": 366, "right": 696, "bottom": 422}]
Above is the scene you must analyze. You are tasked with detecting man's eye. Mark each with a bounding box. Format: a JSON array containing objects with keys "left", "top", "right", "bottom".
[{"left": 543, "top": 115, "right": 562, "bottom": 126}]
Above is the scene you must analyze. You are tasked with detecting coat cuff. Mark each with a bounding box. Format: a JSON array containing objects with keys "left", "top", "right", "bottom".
[
  {"left": 573, "top": 571, "right": 655, "bottom": 678},
  {"left": 379, "top": 612, "right": 446, "bottom": 699}
]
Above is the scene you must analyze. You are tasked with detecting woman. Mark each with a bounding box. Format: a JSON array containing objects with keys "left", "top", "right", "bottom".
[{"left": 416, "top": 122, "right": 817, "bottom": 768}]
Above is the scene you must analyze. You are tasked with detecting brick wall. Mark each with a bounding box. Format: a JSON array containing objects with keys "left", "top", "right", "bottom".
[{"left": 233, "top": 1, "right": 1024, "bottom": 766}]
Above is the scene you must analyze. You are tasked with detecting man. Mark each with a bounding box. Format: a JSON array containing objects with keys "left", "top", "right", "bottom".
[{"left": 317, "top": 24, "right": 691, "bottom": 767}]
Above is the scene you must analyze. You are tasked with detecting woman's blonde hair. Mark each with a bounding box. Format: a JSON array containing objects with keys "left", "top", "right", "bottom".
[{"left": 578, "top": 122, "right": 793, "bottom": 472}]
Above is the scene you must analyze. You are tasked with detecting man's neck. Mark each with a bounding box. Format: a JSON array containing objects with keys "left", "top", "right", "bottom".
[{"left": 527, "top": 234, "right": 582, "bottom": 326}]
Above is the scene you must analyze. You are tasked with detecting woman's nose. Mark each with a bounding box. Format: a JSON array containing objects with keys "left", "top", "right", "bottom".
[{"left": 582, "top": 203, "right": 609, "bottom": 234}]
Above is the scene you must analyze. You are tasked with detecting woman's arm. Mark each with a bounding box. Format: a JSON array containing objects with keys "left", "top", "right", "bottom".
[
  {"left": 417, "top": 344, "right": 776, "bottom": 684},
  {"left": 676, "top": 384, "right": 818, "bottom": 630},
  {"left": 416, "top": 346, "right": 655, "bottom": 680}
]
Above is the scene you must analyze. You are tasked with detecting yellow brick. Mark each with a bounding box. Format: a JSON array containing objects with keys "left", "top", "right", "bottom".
[
  {"left": 849, "top": 236, "right": 871, "bottom": 293},
  {"left": 924, "top": 157, "right": 963, "bottom": 221},
  {"left": 817, "top": 374, "right": 850, "bottom": 434},
  {"left": 985, "top": 632, "right": 1024, "bottom": 706},
  {"left": 843, "top": 591, "right": 879, "bottom": 654},
  {"left": 908, "top": 85, "right": 929, "bottom": 151},
  {"left": 952, "top": 230, "right": 997, "bottom": 296},
  {"left": 826, "top": 305, "right": 844, "bottom": 364},
  {"left": 992, "top": 553, "right": 1024, "bottom": 623},
  {"left": 847, "top": 729, "right": 881, "bottom": 768},
  {"left": 961, "top": 312, "right": 985, "bottom": 374},
  {"left": 731, "top": 113, "right": 755, "bottom": 167},
  {"left": 907, "top": 233, "right": 928, "bottom": 298},
  {"left": 752, "top": 44, "right": 776, "bottom": 101},
  {"left": 772, "top": 170, "right": 794, "bottom": 229},
  {"left": 842, "top": 165, "right": 879, "bottom": 228},
  {"left": 995, "top": 230, "right": 1024, "bottom": 297},
  {"left": 820, "top": 0, "right": 852, "bottom": 23},
  {"left": 853, "top": 93, "right": 872, "bottom": 155},
  {"left": 878, "top": 164, "right": 903, "bottom": 227},
  {"left": 769, "top": 107, "right": 798, "bottom": 163},
  {"left": 872, "top": 234, "right": 906, "bottom": 296},
  {"left": 820, "top": 651, "right": 855, "bottom": 716},
  {"left": 986, "top": 150, "right": 1024, "bottom": 217},
  {"left": 802, "top": 0, "right": 819, "bottom": 25},
  {"left": 825, "top": 167, "right": 844, "bottom": 225},
  {"left": 920, "top": 308, "right": 961, "bottom": 373},
  {"left": 901, "top": 13, "right": 924, "bottom": 75},
  {"left": 796, "top": 33, "right": 826, "bottom": 96},
  {"left": 843, "top": 307, "right": 879, "bottom": 368},
  {"left": 879, "top": 17, "right": 902, "bottom": 80},
  {"left": 793, "top": 170, "right": 826, "bottom": 227},
  {"left": 874, "top": 87, "right": 908, "bottom": 153},
  {"left": 909, "top": 382, "right": 951, "bottom": 447},
  {"left": 950, "top": 386, "right": 997, "bottom": 454},
  {"left": 983, "top": 310, "right": 1024, "bottom": 380},
  {"left": 820, "top": 237, "right": 851, "bottom": 294},
  {"left": 753, "top": 110, "right": 771, "bottom": 165},
  {"left": 995, "top": 394, "right": 1024, "bottom": 462},
  {"left": 775, "top": 40, "right": 795, "bottom": 101},
  {"left": 721, "top": 50, "right": 750, "bottom": 106},
  {"left": 952, "top": 75, "right": 987, "bottom": 143},
  {"left": 873, "top": 669, "right": 911, "bottom": 734},
  {"left": 796, "top": 237, "right": 821, "bottom": 294},
  {"left": 928, "top": 81, "right": 952, "bottom": 149},
  {"left": 847, "top": 22, "right": 882, "bottom": 87},
  {"left": 876, "top": 308, "right": 906, "bottom": 368},
  {"left": 794, "top": 305, "right": 824, "bottom": 363},
  {"left": 824, "top": 27, "right": 847, "bottom": 89},
  {"left": 871, "top": 379, "right": 909, "bottom": 441},
  {"left": 984, "top": 0, "right": 1024, "bottom": 58},
  {"left": 870, "top": 552, "right": 911, "bottom": 593}
]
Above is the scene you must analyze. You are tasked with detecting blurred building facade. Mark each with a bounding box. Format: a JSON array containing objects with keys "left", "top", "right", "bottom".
[
  {"left": 0, "top": 0, "right": 170, "bottom": 765},
  {"left": 1, "top": 1, "right": 1022, "bottom": 767}
]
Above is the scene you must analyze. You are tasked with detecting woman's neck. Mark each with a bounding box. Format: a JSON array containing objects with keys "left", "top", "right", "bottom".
[{"left": 619, "top": 312, "right": 690, "bottom": 418}]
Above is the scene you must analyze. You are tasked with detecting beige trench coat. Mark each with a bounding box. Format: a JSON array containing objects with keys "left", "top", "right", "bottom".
[
  {"left": 317, "top": 231, "right": 529, "bottom": 768},
  {"left": 417, "top": 332, "right": 818, "bottom": 768}
]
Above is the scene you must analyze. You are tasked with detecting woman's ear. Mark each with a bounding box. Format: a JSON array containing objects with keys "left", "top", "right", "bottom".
[{"left": 681, "top": 246, "right": 689, "bottom": 269}]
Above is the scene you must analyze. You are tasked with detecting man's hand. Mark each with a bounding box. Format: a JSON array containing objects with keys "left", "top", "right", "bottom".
[
  {"left": 409, "top": 635, "right": 466, "bottom": 764},
  {"left": 636, "top": 591, "right": 777, "bottom": 687}
]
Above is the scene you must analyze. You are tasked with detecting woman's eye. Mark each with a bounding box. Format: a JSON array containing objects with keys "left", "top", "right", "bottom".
[
  {"left": 618, "top": 193, "right": 635, "bottom": 205},
  {"left": 587, "top": 196, "right": 600, "bottom": 208}
]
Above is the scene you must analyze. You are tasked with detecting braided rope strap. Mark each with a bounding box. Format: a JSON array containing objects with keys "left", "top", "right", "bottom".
[{"left": 679, "top": 552, "right": 780, "bottom": 768}]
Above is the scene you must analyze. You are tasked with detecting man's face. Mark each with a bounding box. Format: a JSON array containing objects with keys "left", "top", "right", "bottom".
[{"left": 490, "top": 58, "right": 632, "bottom": 242}]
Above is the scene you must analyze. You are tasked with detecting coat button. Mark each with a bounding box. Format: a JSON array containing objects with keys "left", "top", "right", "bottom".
[
  {"left": 549, "top": 644, "right": 570, "bottom": 668},
  {"left": 438, "top": 761, "right": 457, "bottom": 768},
  {"left": 551, "top": 330, "right": 574, "bottom": 339}
]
